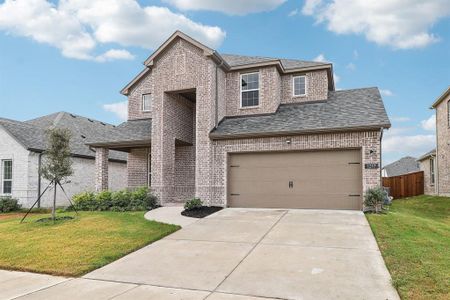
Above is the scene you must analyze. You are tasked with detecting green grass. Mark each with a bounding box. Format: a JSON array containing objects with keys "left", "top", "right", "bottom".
[
  {"left": 0, "top": 211, "right": 180, "bottom": 276},
  {"left": 366, "top": 195, "right": 449, "bottom": 300}
]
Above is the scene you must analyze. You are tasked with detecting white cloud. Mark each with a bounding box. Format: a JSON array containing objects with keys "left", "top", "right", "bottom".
[
  {"left": 302, "top": 0, "right": 323, "bottom": 15},
  {"left": 380, "top": 89, "right": 394, "bottom": 96},
  {"left": 0, "top": 0, "right": 225, "bottom": 61},
  {"left": 95, "top": 49, "right": 135, "bottom": 62},
  {"left": 346, "top": 62, "right": 356, "bottom": 71},
  {"left": 302, "top": 0, "right": 450, "bottom": 49},
  {"left": 421, "top": 115, "right": 436, "bottom": 131},
  {"left": 334, "top": 73, "right": 340, "bottom": 84},
  {"left": 103, "top": 101, "right": 128, "bottom": 121},
  {"left": 288, "top": 9, "right": 299, "bottom": 17},
  {"left": 391, "top": 116, "right": 411, "bottom": 122},
  {"left": 164, "top": 0, "right": 286, "bottom": 15},
  {"left": 313, "top": 53, "right": 328, "bottom": 63},
  {"left": 353, "top": 49, "right": 359, "bottom": 59},
  {"left": 383, "top": 132, "right": 435, "bottom": 157}
]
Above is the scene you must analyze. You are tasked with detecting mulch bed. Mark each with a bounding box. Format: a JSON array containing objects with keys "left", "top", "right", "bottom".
[
  {"left": 36, "top": 216, "right": 74, "bottom": 223},
  {"left": 181, "top": 206, "right": 223, "bottom": 218}
]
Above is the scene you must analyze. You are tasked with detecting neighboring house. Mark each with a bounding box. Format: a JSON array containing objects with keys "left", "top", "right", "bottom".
[
  {"left": 382, "top": 156, "right": 420, "bottom": 177},
  {"left": 0, "top": 112, "right": 127, "bottom": 208},
  {"left": 421, "top": 86, "right": 450, "bottom": 196},
  {"left": 87, "top": 31, "right": 391, "bottom": 210},
  {"left": 418, "top": 149, "right": 437, "bottom": 195}
]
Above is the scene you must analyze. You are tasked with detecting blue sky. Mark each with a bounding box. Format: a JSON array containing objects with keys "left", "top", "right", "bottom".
[{"left": 0, "top": 0, "right": 449, "bottom": 164}]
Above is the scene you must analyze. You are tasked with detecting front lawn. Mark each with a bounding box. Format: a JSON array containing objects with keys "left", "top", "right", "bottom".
[
  {"left": 366, "top": 195, "right": 449, "bottom": 300},
  {"left": 0, "top": 211, "right": 179, "bottom": 276}
]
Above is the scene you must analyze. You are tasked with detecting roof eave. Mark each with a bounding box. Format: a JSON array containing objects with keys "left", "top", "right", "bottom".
[
  {"left": 210, "top": 125, "right": 390, "bottom": 140},
  {"left": 430, "top": 86, "right": 450, "bottom": 109},
  {"left": 86, "top": 139, "right": 151, "bottom": 148}
]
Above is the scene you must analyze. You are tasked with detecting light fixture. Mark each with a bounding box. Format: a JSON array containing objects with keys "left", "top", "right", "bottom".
[{"left": 286, "top": 138, "right": 292, "bottom": 145}]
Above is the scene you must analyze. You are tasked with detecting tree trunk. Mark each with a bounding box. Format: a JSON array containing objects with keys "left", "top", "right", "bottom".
[{"left": 52, "top": 181, "right": 57, "bottom": 221}]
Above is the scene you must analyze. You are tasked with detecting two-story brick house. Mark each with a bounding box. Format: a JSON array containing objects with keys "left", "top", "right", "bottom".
[
  {"left": 88, "top": 31, "right": 391, "bottom": 210},
  {"left": 419, "top": 86, "right": 450, "bottom": 195}
]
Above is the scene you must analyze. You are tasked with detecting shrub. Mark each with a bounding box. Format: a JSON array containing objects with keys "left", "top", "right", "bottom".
[
  {"left": 111, "top": 190, "right": 132, "bottom": 210},
  {"left": 184, "top": 198, "right": 203, "bottom": 210},
  {"left": 364, "top": 186, "right": 385, "bottom": 213},
  {"left": 96, "top": 190, "right": 112, "bottom": 211},
  {"left": 72, "top": 187, "right": 158, "bottom": 211},
  {"left": 129, "top": 187, "right": 157, "bottom": 211},
  {"left": 0, "top": 196, "right": 21, "bottom": 212},
  {"left": 72, "top": 191, "right": 97, "bottom": 211}
]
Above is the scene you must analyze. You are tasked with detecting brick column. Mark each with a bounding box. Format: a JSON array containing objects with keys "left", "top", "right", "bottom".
[{"left": 95, "top": 147, "right": 109, "bottom": 192}]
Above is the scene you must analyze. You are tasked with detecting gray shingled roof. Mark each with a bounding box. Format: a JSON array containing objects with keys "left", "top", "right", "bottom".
[
  {"left": 0, "top": 112, "right": 127, "bottom": 162},
  {"left": 382, "top": 156, "right": 420, "bottom": 177},
  {"left": 417, "top": 148, "right": 436, "bottom": 161},
  {"left": 211, "top": 87, "right": 391, "bottom": 139},
  {"left": 221, "top": 54, "right": 329, "bottom": 70},
  {"left": 86, "top": 119, "right": 152, "bottom": 146}
]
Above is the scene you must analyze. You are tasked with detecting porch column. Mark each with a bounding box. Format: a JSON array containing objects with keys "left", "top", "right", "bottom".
[{"left": 95, "top": 147, "right": 109, "bottom": 191}]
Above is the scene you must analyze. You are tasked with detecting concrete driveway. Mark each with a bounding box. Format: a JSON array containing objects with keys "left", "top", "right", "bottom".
[
  {"left": 84, "top": 208, "right": 398, "bottom": 300},
  {"left": 8, "top": 209, "right": 399, "bottom": 300}
]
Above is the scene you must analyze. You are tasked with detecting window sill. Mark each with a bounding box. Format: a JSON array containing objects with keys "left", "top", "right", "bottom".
[
  {"left": 292, "top": 94, "right": 307, "bottom": 98},
  {"left": 239, "top": 105, "right": 260, "bottom": 110}
]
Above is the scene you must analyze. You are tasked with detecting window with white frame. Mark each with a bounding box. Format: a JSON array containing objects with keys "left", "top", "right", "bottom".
[
  {"left": 142, "top": 93, "right": 152, "bottom": 112},
  {"left": 1, "top": 160, "right": 12, "bottom": 194},
  {"left": 241, "top": 72, "right": 259, "bottom": 107},
  {"left": 430, "top": 157, "right": 435, "bottom": 185},
  {"left": 293, "top": 75, "right": 306, "bottom": 96}
]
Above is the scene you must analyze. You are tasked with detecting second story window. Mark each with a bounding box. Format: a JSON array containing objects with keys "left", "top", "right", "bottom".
[
  {"left": 142, "top": 94, "right": 152, "bottom": 112},
  {"left": 293, "top": 75, "right": 307, "bottom": 96},
  {"left": 241, "top": 72, "right": 259, "bottom": 107}
]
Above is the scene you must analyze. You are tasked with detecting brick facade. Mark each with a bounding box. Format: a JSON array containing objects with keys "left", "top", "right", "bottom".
[
  {"left": 281, "top": 69, "right": 329, "bottom": 104},
  {"left": 95, "top": 34, "right": 386, "bottom": 209},
  {"left": 435, "top": 92, "right": 450, "bottom": 195},
  {"left": 127, "top": 148, "right": 150, "bottom": 188},
  {"left": 419, "top": 157, "right": 437, "bottom": 195},
  {"left": 95, "top": 148, "right": 109, "bottom": 191}
]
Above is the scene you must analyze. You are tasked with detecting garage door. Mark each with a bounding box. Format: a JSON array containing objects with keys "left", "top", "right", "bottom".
[{"left": 228, "top": 149, "right": 362, "bottom": 210}]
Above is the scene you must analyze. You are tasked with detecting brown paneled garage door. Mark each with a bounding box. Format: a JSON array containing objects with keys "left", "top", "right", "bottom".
[{"left": 228, "top": 149, "right": 363, "bottom": 210}]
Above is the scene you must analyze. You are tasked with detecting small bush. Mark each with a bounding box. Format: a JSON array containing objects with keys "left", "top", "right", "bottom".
[
  {"left": 96, "top": 190, "right": 112, "bottom": 211},
  {"left": 72, "top": 187, "right": 158, "bottom": 212},
  {"left": 0, "top": 196, "right": 21, "bottom": 212},
  {"left": 72, "top": 192, "right": 97, "bottom": 211},
  {"left": 184, "top": 198, "right": 203, "bottom": 210},
  {"left": 364, "top": 186, "right": 385, "bottom": 213}
]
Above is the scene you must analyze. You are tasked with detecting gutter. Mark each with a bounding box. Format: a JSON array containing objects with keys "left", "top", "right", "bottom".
[{"left": 210, "top": 125, "right": 391, "bottom": 140}]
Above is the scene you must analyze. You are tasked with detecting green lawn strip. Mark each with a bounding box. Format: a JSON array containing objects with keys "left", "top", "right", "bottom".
[
  {"left": 0, "top": 211, "right": 180, "bottom": 276},
  {"left": 366, "top": 196, "right": 449, "bottom": 300}
]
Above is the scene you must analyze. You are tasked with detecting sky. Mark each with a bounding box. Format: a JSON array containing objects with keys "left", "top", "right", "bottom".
[{"left": 0, "top": 0, "right": 449, "bottom": 165}]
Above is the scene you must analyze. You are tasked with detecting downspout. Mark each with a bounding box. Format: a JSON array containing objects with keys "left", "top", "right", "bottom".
[
  {"left": 435, "top": 110, "right": 439, "bottom": 195},
  {"left": 37, "top": 152, "right": 43, "bottom": 208}
]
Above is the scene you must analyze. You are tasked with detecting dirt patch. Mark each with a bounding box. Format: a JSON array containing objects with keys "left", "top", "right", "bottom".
[
  {"left": 181, "top": 206, "right": 223, "bottom": 218},
  {"left": 0, "top": 213, "right": 25, "bottom": 220}
]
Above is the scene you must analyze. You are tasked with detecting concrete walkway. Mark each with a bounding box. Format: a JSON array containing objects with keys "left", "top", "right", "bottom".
[
  {"left": 144, "top": 206, "right": 198, "bottom": 227},
  {"left": 2, "top": 209, "right": 399, "bottom": 300}
]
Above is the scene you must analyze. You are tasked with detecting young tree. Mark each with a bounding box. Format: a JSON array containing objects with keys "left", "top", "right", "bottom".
[{"left": 41, "top": 128, "right": 73, "bottom": 221}]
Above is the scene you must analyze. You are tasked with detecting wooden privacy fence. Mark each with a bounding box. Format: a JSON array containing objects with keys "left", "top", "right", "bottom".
[{"left": 382, "top": 171, "right": 424, "bottom": 199}]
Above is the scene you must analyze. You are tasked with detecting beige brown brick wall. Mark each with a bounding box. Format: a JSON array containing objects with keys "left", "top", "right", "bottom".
[
  {"left": 149, "top": 38, "right": 215, "bottom": 204},
  {"left": 435, "top": 93, "right": 450, "bottom": 195},
  {"left": 281, "top": 69, "right": 329, "bottom": 104},
  {"left": 127, "top": 148, "right": 150, "bottom": 188},
  {"left": 175, "top": 145, "right": 196, "bottom": 202},
  {"left": 225, "top": 66, "right": 281, "bottom": 117},
  {"left": 95, "top": 148, "right": 109, "bottom": 191},
  {"left": 419, "top": 157, "right": 436, "bottom": 195},
  {"left": 128, "top": 70, "right": 153, "bottom": 121}
]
